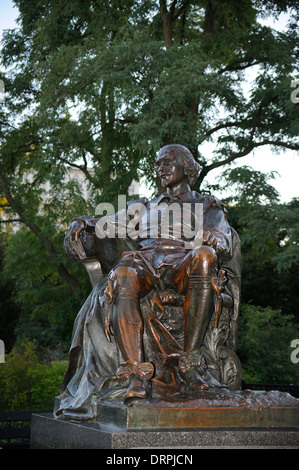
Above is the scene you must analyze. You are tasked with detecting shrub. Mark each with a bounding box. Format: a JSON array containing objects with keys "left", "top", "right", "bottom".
[
  {"left": 237, "top": 304, "right": 299, "bottom": 384},
  {"left": 0, "top": 340, "right": 67, "bottom": 411},
  {"left": 28, "top": 361, "right": 67, "bottom": 409}
]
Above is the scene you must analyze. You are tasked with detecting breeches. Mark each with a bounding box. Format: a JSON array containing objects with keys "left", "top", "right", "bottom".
[
  {"left": 105, "top": 244, "right": 218, "bottom": 302},
  {"left": 104, "top": 245, "right": 218, "bottom": 361}
]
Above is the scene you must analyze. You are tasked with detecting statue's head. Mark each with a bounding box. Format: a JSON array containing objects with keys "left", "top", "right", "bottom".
[{"left": 156, "top": 144, "right": 201, "bottom": 187}]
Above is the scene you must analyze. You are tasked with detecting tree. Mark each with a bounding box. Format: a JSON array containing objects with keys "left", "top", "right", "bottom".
[
  {"left": 1, "top": 1, "right": 298, "bottom": 187},
  {"left": 0, "top": 1, "right": 298, "bottom": 342},
  {"left": 223, "top": 166, "right": 299, "bottom": 320},
  {"left": 237, "top": 304, "right": 299, "bottom": 384},
  {"left": 2, "top": 228, "right": 91, "bottom": 352}
]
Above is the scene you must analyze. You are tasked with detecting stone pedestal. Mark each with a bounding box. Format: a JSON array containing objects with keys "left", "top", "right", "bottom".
[
  {"left": 30, "top": 413, "right": 298, "bottom": 449},
  {"left": 96, "top": 389, "right": 299, "bottom": 429},
  {"left": 30, "top": 390, "right": 299, "bottom": 449}
]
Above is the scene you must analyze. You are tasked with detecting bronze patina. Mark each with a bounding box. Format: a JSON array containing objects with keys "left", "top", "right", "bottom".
[{"left": 56, "top": 144, "right": 243, "bottom": 421}]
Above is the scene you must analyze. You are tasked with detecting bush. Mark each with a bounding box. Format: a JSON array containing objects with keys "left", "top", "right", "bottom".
[
  {"left": 237, "top": 304, "right": 299, "bottom": 384},
  {"left": 0, "top": 340, "right": 67, "bottom": 411}
]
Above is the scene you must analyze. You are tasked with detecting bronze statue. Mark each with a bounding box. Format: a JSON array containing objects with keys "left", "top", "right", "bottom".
[{"left": 56, "top": 144, "right": 242, "bottom": 420}]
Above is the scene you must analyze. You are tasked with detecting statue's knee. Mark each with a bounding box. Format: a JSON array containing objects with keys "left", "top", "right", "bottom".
[
  {"left": 191, "top": 245, "right": 217, "bottom": 273},
  {"left": 111, "top": 265, "right": 140, "bottom": 291},
  {"left": 193, "top": 245, "right": 217, "bottom": 261}
]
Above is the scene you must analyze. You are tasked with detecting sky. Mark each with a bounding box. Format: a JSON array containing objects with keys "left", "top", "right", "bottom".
[{"left": 0, "top": 0, "right": 298, "bottom": 203}]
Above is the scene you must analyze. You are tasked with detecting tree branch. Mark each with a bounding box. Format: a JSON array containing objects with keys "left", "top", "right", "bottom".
[
  {"left": 218, "top": 60, "right": 261, "bottom": 74},
  {"left": 199, "top": 97, "right": 299, "bottom": 187},
  {"left": 160, "top": 1, "right": 173, "bottom": 49},
  {"left": 249, "top": 103, "right": 264, "bottom": 140},
  {"left": 197, "top": 137, "right": 298, "bottom": 188},
  {"left": 159, "top": 0, "right": 167, "bottom": 13},
  {"left": 160, "top": 0, "right": 190, "bottom": 48},
  {"left": 254, "top": 140, "right": 299, "bottom": 151},
  {"left": 202, "top": 139, "right": 299, "bottom": 177},
  {"left": 205, "top": 121, "right": 243, "bottom": 137},
  {"left": 173, "top": 0, "right": 190, "bottom": 20},
  {"left": 56, "top": 154, "right": 94, "bottom": 184},
  {"left": 0, "top": 218, "right": 23, "bottom": 224},
  {"left": 170, "top": 0, "right": 178, "bottom": 17}
]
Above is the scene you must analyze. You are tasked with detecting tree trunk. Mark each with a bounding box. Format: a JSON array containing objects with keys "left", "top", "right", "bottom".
[{"left": 160, "top": 1, "right": 173, "bottom": 50}]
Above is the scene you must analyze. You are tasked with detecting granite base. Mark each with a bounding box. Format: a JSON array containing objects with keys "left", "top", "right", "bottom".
[
  {"left": 31, "top": 390, "right": 299, "bottom": 449},
  {"left": 30, "top": 413, "right": 299, "bottom": 449}
]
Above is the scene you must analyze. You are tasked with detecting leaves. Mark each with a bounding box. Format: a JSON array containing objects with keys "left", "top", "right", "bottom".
[
  {"left": 223, "top": 166, "right": 299, "bottom": 319},
  {"left": 0, "top": 340, "right": 67, "bottom": 410},
  {"left": 237, "top": 304, "right": 299, "bottom": 383},
  {"left": 2, "top": 1, "right": 297, "bottom": 194}
]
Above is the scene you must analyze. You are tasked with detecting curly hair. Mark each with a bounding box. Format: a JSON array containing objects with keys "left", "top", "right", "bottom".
[{"left": 157, "top": 144, "right": 201, "bottom": 186}]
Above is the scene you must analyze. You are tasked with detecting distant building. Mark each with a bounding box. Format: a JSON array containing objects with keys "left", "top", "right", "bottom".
[{"left": 0, "top": 166, "right": 140, "bottom": 231}]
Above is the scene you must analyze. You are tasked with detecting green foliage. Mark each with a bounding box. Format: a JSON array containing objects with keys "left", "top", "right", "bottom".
[
  {"left": 222, "top": 165, "right": 280, "bottom": 204},
  {"left": 0, "top": 340, "right": 67, "bottom": 410},
  {"left": 222, "top": 168, "right": 299, "bottom": 319},
  {"left": 27, "top": 361, "right": 67, "bottom": 410},
  {"left": 237, "top": 304, "right": 299, "bottom": 384},
  {"left": 0, "top": 234, "right": 20, "bottom": 351},
  {"left": 1, "top": 1, "right": 298, "bottom": 195},
  {"left": 2, "top": 227, "right": 90, "bottom": 350}
]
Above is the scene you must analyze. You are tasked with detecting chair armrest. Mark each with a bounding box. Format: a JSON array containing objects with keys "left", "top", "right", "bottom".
[{"left": 81, "top": 259, "right": 103, "bottom": 287}]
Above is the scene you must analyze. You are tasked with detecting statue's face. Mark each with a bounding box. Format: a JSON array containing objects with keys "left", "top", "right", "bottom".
[{"left": 156, "top": 149, "right": 186, "bottom": 188}]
